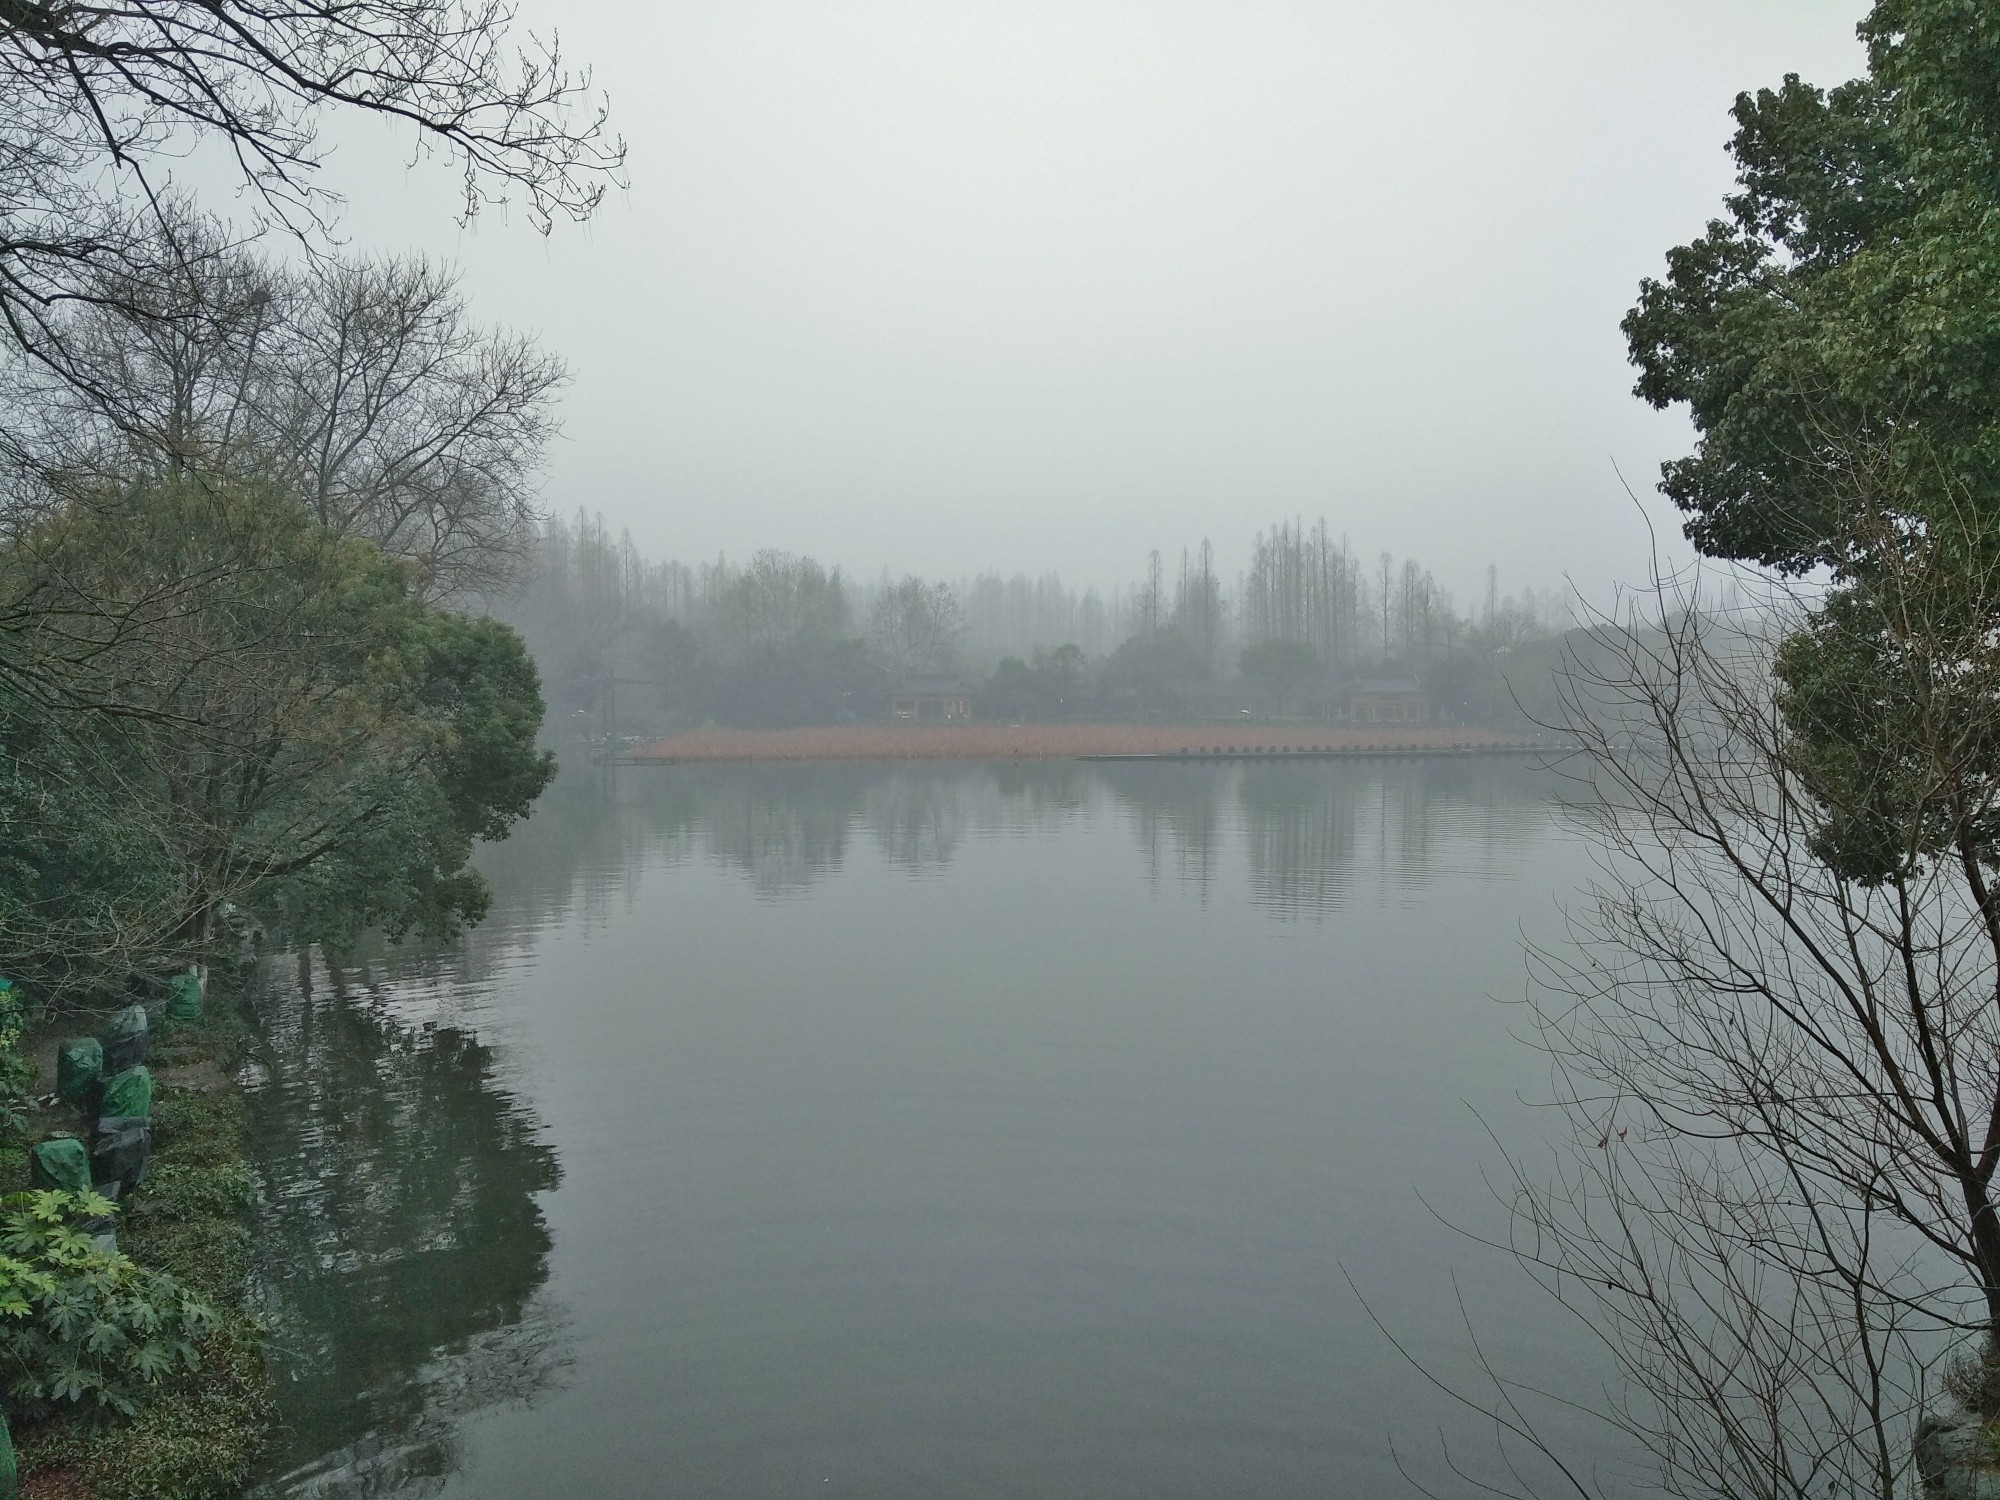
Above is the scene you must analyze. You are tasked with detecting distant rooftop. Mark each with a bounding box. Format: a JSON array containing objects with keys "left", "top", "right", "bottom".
[{"left": 1339, "top": 677, "right": 1425, "bottom": 695}]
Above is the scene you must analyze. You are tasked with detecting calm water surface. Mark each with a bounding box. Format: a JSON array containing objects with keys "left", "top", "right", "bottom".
[{"left": 243, "top": 757, "right": 1613, "bottom": 1499}]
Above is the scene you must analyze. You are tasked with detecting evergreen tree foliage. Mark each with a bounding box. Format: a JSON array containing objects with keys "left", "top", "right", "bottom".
[{"left": 0, "top": 472, "right": 553, "bottom": 983}]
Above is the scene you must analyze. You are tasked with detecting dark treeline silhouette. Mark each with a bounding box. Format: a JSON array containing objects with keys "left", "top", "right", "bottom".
[{"left": 492, "top": 511, "right": 1572, "bottom": 737}]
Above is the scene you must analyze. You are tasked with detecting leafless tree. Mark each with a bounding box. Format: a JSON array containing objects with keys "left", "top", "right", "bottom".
[
  {"left": 868, "top": 576, "right": 963, "bottom": 678},
  {"left": 0, "top": 0, "right": 622, "bottom": 372},
  {"left": 1, "top": 205, "right": 563, "bottom": 595},
  {"left": 1386, "top": 499, "right": 2000, "bottom": 1496},
  {"left": 728, "top": 550, "right": 850, "bottom": 653}
]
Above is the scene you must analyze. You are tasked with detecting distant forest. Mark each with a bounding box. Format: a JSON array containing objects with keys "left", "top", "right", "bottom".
[{"left": 492, "top": 512, "right": 1577, "bottom": 737}]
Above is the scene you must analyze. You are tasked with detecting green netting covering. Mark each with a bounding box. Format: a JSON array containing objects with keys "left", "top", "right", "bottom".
[
  {"left": 100, "top": 1004, "right": 149, "bottom": 1072},
  {"left": 55, "top": 1037, "right": 102, "bottom": 1104},
  {"left": 164, "top": 970, "right": 203, "bottom": 1024},
  {"left": 0, "top": 1405, "right": 16, "bottom": 1500},
  {"left": 29, "top": 1136, "right": 90, "bottom": 1194},
  {"left": 98, "top": 1066, "right": 152, "bottom": 1121}
]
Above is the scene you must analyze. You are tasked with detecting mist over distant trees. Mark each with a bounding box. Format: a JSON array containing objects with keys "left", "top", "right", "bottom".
[
  {"left": 496, "top": 511, "right": 1570, "bottom": 737},
  {"left": 958, "top": 573, "right": 1113, "bottom": 664},
  {"left": 869, "top": 578, "right": 966, "bottom": 678}
]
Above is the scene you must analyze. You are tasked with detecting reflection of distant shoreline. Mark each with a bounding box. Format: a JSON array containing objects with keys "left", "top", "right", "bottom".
[{"left": 629, "top": 723, "right": 1544, "bottom": 764}]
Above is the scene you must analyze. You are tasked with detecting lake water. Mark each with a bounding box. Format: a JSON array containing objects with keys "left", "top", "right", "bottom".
[{"left": 242, "top": 756, "right": 1616, "bottom": 1499}]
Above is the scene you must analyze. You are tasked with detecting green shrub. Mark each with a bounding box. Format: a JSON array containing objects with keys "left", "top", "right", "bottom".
[
  {"left": 0, "top": 987, "right": 36, "bottom": 1137},
  {"left": 0, "top": 1189, "right": 218, "bottom": 1421},
  {"left": 136, "top": 1160, "right": 252, "bottom": 1225}
]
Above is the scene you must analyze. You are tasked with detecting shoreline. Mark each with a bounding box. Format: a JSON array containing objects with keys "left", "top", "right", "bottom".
[
  {"left": 16, "top": 979, "right": 272, "bottom": 1500},
  {"left": 626, "top": 723, "right": 1549, "bottom": 765}
]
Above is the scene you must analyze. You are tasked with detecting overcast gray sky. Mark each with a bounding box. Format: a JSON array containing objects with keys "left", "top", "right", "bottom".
[{"left": 320, "top": 1, "right": 1867, "bottom": 606}]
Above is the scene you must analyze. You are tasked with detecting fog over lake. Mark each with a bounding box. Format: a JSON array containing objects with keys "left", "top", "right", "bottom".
[
  {"left": 317, "top": 0, "right": 1869, "bottom": 603},
  {"left": 7, "top": 0, "right": 1985, "bottom": 1495},
  {"left": 245, "top": 758, "right": 1612, "bottom": 1499}
]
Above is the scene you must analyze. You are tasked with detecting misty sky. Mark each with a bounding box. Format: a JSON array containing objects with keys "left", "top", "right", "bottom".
[{"left": 316, "top": 1, "right": 1868, "bottom": 607}]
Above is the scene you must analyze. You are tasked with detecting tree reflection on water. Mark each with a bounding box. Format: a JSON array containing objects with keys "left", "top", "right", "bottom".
[
  {"left": 237, "top": 756, "right": 1566, "bottom": 1496},
  {"left": 245, "top": 955, "right": 566, "bottom": 1499},
  {"left": 458, "top": 756, "right": 1557, "bottom": 924}
]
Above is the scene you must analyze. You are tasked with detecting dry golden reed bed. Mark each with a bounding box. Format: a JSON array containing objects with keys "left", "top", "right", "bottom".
[{"left": 632, "top": 723, "right": 1540, "bottom": 763}]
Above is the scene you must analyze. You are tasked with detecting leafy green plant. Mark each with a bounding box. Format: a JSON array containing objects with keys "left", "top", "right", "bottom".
[
  {"left": 0, "top": 1190, "right": 218, "bottom": 1420},
  {"left": 0, "top": 986, "right": 35, "bottom": 1136}
]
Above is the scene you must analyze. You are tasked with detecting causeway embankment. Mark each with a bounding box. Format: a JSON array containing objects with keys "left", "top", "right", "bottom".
[{"left": 630, "top": 723, "right": 1546, "bottom": 764}]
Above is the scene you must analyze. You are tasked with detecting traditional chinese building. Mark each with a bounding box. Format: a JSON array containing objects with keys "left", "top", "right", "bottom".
[
  {"left": 1340, "top": 677, "right": 1430, "bottom": 724},
  {"left": 890, "top": 675, "right": 973, "bottom": 722}
]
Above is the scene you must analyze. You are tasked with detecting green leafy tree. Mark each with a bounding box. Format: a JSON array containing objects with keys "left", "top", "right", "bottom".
[
  {"left": 1624, "top": 0, "right": 2000, "bottom": 943},
  {"left": 983, "top": 645, "right": 1086, "bottom": 721},
  {"left": 985, "top": 657, "right": 1038, "bottom": 721},
  {"left": 262, "top": 604, "right": 559, "bottom": 945},
  {"left": 0, "top": 470, "right": 554, "bottom": 971},
  {"left": 1623, "top": 3, "right": 2000, "bottom": 575},
  {"left": 0, "top": 734, "right": 188, "bottom": 992},
  {"left": 1105, "top": 631, "right": 1208, "bottom": 718},
  {"left": 1039, "top": 643, "right": 1085, "bottom": 699},
  {"left": 1456, "top": 9, "right": 2000, "bottom": 1490},
  {"left": 1238, "top": 639, "right": 1321, "bottom": 709}
]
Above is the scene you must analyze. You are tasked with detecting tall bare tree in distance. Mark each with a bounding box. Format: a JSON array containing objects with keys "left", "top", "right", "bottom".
[{"left": 869, "top": 577, "right": 965, "bottom": 678}]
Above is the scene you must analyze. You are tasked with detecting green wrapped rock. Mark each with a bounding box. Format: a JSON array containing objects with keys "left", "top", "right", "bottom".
[
  {"left": 98, "top": 1066, "right": 152, "bottom": 1121},
  {"left": 100, "top": 1004, "right": 148, "bottom": 1072},
  {"left": 29, "top": 1136, "right": 90, "bottom": 1195},
  {"left": 0, "top": 1404, "right": 16, "bottom": 1500},
  {"left": 164, "top": 969, "right": 203, "bottom": 1024},
  {"left": 55, "top": 1037, "right": 102, "bottom": 1104}
]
